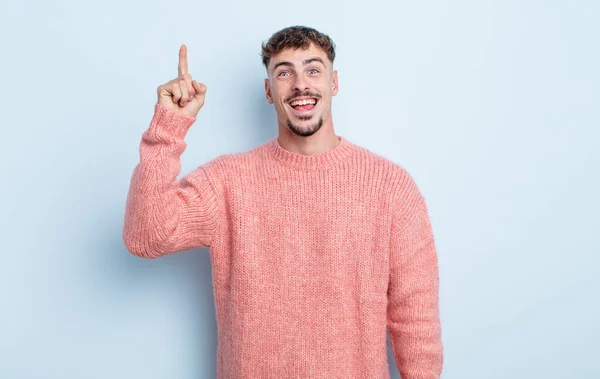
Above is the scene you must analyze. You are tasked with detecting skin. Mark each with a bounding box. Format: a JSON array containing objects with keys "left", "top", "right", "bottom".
[
  {"left": 157, "top": 44, "right": 207, "bottom": 119},
  {"left": 264, "top": 43, "right": 340, "bottom": 156},
  {"left": 157, "top": 43, "right": 339, "bottom": 156}
]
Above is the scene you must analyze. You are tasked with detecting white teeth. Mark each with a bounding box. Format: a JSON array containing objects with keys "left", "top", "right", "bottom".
[{"left": 290, "top": 98, "right": 317, "bottom": 107}]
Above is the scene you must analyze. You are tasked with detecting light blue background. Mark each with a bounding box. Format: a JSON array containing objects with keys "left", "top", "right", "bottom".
[{"left": 1, "top": 1, "right": 598, "bottom": 378}]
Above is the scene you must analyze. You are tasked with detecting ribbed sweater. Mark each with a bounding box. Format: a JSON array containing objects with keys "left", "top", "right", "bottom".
[{"left": 123, "top": 103, "right": 443, "bottom": 379}]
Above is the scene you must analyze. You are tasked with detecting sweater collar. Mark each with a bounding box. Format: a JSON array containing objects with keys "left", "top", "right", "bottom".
[{"left": 266, "top": 135, "right": 357, "bottom": 172}]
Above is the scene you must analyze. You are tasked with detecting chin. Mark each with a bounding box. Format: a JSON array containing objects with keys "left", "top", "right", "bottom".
[{"left": 286, "top": 117, "right": 324, "bottom": 137}]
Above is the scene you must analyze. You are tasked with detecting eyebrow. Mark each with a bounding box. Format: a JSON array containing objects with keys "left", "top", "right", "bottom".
[{"left": 272, "top": 57, "right": 326, "bottom": 71}]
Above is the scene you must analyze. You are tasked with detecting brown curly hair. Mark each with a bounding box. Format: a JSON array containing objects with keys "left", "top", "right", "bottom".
[{"left": 261, "top": 25, "right": 336, "bottom": 69}]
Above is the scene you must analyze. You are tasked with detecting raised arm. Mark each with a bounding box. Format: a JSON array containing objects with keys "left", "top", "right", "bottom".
[{"left": 122, "top": 45, "right": 219, "bottom": 259}]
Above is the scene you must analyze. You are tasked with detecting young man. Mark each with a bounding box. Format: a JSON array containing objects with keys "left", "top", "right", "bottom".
[{"left": 123, "top": 25, "right": 443, "bottom": 379}]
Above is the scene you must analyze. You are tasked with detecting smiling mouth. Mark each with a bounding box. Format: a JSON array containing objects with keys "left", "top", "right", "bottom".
[{"left": 289, "top": 98, "right": 318, "bottom": 112}]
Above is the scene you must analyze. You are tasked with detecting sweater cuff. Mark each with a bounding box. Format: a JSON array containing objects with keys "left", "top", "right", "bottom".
[{"left": 149, "top": 103, "right": 196, "bottom": 140}]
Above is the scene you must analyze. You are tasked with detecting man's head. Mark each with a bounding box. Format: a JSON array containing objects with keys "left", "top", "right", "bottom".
[{"left": 261, "top": 26, "right": 338, "bottom": 137}]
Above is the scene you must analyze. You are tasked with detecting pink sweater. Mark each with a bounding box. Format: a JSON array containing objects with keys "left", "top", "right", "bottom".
[{"left": 123, "top": 104, "right": 443, "bottom": 378}]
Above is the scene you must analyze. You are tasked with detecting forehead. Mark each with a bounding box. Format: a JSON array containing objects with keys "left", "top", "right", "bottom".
[{"left": 270, "top": 43, "right": 330, "bottom": 69}]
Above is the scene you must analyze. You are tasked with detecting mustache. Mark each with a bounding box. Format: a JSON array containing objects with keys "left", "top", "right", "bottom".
[{"left": 285, "top": 91, "right": 321, "bottom": 103}]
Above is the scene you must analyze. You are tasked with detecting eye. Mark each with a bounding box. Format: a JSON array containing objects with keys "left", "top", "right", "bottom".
[
  {"left": 308, "top": 68, "right": 319, "bottom": 74},
  {"left": 278, "top": 71, "right": 290, "bottom": 77}
]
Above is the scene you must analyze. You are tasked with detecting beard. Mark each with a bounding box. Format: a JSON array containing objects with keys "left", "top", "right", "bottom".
[{"left": 286, "top": 115, "right": 324, "bottom": 137}]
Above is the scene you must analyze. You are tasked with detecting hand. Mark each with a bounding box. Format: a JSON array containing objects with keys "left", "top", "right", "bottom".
[{"left": 156, "top": 44, "right": 207, "bottom": 118}]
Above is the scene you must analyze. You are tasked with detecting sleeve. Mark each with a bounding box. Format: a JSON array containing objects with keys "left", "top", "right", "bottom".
[
  {"left": 122, "top": 103, "right": 220, "bottom": 259},
  {"left": 387, "top": 171, "right": 443, "bottom": 379}
]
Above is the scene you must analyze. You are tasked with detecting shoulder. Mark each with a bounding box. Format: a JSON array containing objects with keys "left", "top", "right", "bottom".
[
  {"left": 347, "top": 137, "right": 418, "bottom": 191},
  {"left": 345, "top": 139, "right": 429, "bottom": 233},
  {"left": 193, "top": 139, "right": 272, "bottom": 181},
  {"left": 345, "top": 138, "right": 428, "bottom": 220}
]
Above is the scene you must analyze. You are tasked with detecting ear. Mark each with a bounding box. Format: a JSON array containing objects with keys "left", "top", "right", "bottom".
[
  {"left": 264, "top": 78, "right": 273, "bottom": 104},
  {"left": 331, "top": 70, "right": 339, "bottom": 96}
]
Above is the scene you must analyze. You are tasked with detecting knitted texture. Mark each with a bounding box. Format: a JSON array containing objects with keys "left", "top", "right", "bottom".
[{"left": 123, "top": 103, "right": 443, "bottom": 378}]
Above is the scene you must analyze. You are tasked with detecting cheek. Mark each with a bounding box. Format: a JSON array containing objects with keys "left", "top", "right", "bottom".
[{"left": 272, "top": 87, "right": 286, "bottom": 102}]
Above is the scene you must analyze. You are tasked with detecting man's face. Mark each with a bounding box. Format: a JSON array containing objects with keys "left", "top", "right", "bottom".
[{"left": 264, "top": 43, "right": 338, "bottom": 137}]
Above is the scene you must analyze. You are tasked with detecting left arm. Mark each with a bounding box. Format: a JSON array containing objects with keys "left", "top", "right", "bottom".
[{"left": 387, "top": 174, "right": 444, "bottom": 379}]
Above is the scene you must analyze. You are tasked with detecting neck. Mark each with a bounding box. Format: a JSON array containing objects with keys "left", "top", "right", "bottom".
[{"left": 277, "top": 118, "right": 339, "bottom": 156}]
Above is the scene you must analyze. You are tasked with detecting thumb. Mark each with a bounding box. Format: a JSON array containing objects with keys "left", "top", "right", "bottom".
[{"left": 192, "top": 81, "right": 207, "bottom": 98}]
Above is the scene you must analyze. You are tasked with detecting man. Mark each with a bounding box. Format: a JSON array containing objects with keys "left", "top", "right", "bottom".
[{"left": 123, "top": 25, "right": 443, "bottom": 379}]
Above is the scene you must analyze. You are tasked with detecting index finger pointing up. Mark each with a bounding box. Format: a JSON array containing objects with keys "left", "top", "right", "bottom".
[{"left": 178, "top": 44, "right": 188, "bottom": 76}]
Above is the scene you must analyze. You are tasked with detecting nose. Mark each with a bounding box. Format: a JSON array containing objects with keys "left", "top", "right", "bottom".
[{"left": 292, "top": 73, "right": 310, "bottom": 92}]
